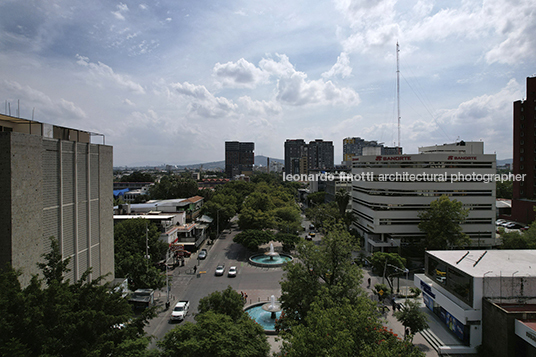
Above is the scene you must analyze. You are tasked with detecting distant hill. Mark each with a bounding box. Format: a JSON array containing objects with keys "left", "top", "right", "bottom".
[
  {"left": 116, "top": 155, "right": 283, "bottom": 171},
  {"left": 497, "top": 158, "right": 512, "bottom": 167}
]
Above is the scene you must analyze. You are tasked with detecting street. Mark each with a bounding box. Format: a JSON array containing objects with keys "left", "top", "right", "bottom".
[{"left": 146, "top": 225, "right": 285, "bottom": 348}]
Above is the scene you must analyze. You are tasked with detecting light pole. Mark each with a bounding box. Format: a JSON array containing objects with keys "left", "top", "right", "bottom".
[
  {"left": 165, "top": 249, "right": 170, "bottom": 309},
  {"left": 387, "top": 264, "right": 410, "bottom": 302},
  {"left": 145, "top": 220, "right": 150, "bottom": 272}
]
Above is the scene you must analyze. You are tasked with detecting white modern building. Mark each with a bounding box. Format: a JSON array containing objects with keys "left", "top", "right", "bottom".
[
  {"left": 415, "top": 250, "right": 536, "bottom": 355},
  {"left": 351, "top": 141, "right": 497, "bottom": 254}
]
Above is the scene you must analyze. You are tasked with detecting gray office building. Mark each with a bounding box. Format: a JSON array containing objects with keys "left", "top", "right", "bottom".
[{"left": 0, "top": 114, "right": 114, "bottom": 287}]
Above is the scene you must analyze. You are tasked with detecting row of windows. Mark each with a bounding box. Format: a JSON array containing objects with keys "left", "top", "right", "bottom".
[
  {"left": 426, "top": 256, "right": 474, "bottom": 307},
  {"left": 352, "top": 197, "right": 492, "bottom": 211},
  {"left": 378, "top": 218, "right": 492, "bottom": 226},
  {"left": 354, "top": 162, "right": 494, "bottom": 169},
  {"left": 353, "top": 187, "right": 493, "bottom": 197}
]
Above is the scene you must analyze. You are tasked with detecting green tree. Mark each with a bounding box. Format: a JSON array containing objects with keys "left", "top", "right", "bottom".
[
  {"left": 120, "top": 171, "right": 155, "bottom": 183},
  {"left": 394, "top": 298, "right": 429, "bottom": 342},
  {"left": 198, "top": 286, "right": 245, "bottom": 322},
  {"left": 369, "top": 252, "right": 406, "bottom": 277},
  {"left": 114, "top": 218, "right": 168, "bottom": 290},
  {"left": 305, "top": 202, "right": 340, "bottom": 229},
  {"left": 496, "top": 179, "right": 513, "bottom": 199},
  {"left": 158, "top": 313, "right": 269, "bottom": 357},
  {"left": 307, "top": 191, "right": 326, "bottom": 206},
  {"left": 279, "top": 223, "right": 363, "bottom": 327},
  {"left": 149, "top": 175, "right": 199, "bottom": 199},
  {"left": 279, "top": 294, "right": 424, "bottom": 357},
  {"left": 0, "top": 238, "right": 156, "bottom": 357},
  {"left": 418, "top": 195, "right": 470, "bottom": 250},
  {"left": 234, "top": 230, "right": 274, "bottom": 251},
  {"left": 274, "top": 232, "right": 301, "bottom": 252},
  {"left": 335, "top": 188, "right": 350, "bottom": 217}
]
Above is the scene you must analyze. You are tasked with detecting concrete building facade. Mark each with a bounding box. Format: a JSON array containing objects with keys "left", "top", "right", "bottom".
[
  {"left": 511, "top": 76, "right": 536, "bottom": 224},
  {"left": 415, "top": 250, "right": 536, "bottom": 355},
  {"left": 351, "top": 141, "right": 497, "bottom": 254},
  {"left": 0, "top": 114, "right": 113, "bottom": 287},
  {"left": 225, "top": 141, "right": 254, "bottom": 179}
]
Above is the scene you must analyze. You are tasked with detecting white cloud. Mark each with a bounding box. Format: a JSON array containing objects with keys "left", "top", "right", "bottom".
[
  {"left": 2, "top": 80, "right": 86, "bottom": 121},
  {"left": 112, "top": 3, "right": 129, "bottom": 21},
  {"left": 171, "top": 82, "right": 238, "bottom": 118},
  {"left": 322, "top": 52, "right": 352, "bottom": 79},
  {"left": 76, "top": 55, "right": 145, "bottom": 94},
  {"left": 259, "top": 54, "right": 295, "bottom": 77},
  {"left": 276, "top": 72, "right": 360, "bottom": 106},
  {"left": 237, "top": 96, "right": 282, "bottom": 117},
  {"left": 213, "top": 58, "right": 270, "bottom": 88}
]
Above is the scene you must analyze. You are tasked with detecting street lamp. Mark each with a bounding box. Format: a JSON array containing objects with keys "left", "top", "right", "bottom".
[{"left": 387, "top": 264, "right": 410, "bottom": 302}]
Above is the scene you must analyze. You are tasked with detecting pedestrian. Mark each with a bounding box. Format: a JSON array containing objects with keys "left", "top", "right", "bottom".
[
  {"left": 193, "top": 265, "right": 197, "bottom": 273},
  {"left": 391, "top": 299, "right": 396, "bottom": 312},
  {"left": 244, "top": 293, "right": 248, "bottom": 303},
  {"left": 367, "top": 277, "right": 371, "bottom": 287}
]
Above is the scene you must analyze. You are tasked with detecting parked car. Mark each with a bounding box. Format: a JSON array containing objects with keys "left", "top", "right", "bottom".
[
  {"left": 198, "top": 248, "right": 207, "bottom": 260},
  {"left": 496, "top": 219, "right": 506, "bottom": 225},
  {"left": 309, "top": 232, "right": 316, "bottom": 237},
  {"left": 305, "top": 235, "right": 312, "bottom": 241},
  {"left": 215, "top": 264, "right": 225, "bottom": 276},
  {"left": 228, "top": 266, "right": 237, "bottom": 277},
  {"left": 170, "top": 301, "right": 190, "bottom": 322},
  {"left": 309, "top": 224, "right": 315, "bottom": 230}
]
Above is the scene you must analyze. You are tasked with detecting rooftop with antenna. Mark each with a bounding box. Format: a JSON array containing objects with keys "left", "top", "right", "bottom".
[{"left": 0, "top": 113, "right": 105, "bottom": 144}]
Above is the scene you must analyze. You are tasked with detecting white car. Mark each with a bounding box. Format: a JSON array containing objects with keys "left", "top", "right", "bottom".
[
  {"left": 215, "top": 264, "right": 225, "bottom": 276},
  {"left": 170, "top": 301, "right": 190, "bottom": 321},
  {"left": 228, "top": 266, "right": 237, "bottom": 277}
]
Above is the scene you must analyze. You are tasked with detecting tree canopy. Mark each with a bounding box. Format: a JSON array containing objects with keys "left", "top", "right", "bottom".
[
  {"left": 197, "top": 286, "right": 245, "bottom": 322},
  {"left": 0, "top": 237, "right": 156, "bottom": 357},
  {"left": 278, "top": 223, "right": 363, "bottom": 327},
  {"left": 394, "top": 298, "right": 429, "bottom": 341},
  {"left": 158, "top": 287, "right": 269, "bottom": 357},
  {"left": 277, "top": 224, "right": 424, "bottom": 357},
  {"left": 114, "top": 218, "right": 168, "bottom": 290},
  {"left": 149, "top": 175, "right": 199, "bottom": 200},
  {"left": 233, "top": 230, "right": 275, "bottom": 251},
  {"left": 418, "top": 195, "right": 470, "bottom": 250}
]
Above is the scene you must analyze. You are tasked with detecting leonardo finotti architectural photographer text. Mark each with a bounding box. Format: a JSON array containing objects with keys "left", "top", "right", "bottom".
[{"left": 283, "top": 172, "right": 525, "bottom": 184}]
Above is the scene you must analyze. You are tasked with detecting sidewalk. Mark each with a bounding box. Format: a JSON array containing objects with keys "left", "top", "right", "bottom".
[{"left": 362, "top": 267, "right": 466, "bottom": 357}]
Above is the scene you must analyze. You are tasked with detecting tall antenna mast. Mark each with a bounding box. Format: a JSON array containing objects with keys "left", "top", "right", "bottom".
[{"left": 396, "top": 42, "right": 401, "bottom": 154}]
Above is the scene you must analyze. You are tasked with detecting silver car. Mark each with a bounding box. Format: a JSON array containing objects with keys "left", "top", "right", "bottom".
[{"left": 215, "top": 264, "right": 225, "bottom": 276}]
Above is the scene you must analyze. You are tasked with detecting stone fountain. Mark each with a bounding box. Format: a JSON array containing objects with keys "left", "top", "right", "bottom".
[
  {"left": 264, "top": 243, "right": 279, "bottom": 261},
  {"left": 248, "top": 242, "right": 293, "bottom": 268},
  {"left": 262, "top": 295, "right": 282, "bottom": 319}
]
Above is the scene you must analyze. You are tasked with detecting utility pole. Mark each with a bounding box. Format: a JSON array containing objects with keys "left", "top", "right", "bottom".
[
  {"left": 145, "top": 220, "right": 150, "bottom": 273},
  {"left": 396, "top": 42, "right": 401, "bottom": 154}
]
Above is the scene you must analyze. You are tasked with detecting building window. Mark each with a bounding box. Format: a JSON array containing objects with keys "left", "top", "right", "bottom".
[
  {"left": 521, "top": 157, "right": 524, "bottom": 162},
  {"left": 521, "top": 124, "right": 525, "bottom": 129},
  {"left": 521, "top": 132, "right": 525, "bottom": 137},
  {"left": 521, "top": 140, "right": 525, "bottom": 144},
  {"left": 521, "top": 148, "right": 525, "bottom": 153}
]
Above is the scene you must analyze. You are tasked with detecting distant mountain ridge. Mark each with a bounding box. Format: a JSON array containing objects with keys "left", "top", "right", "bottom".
[{"left": 115, "top": 155, "right": 283, "bottom": 170}]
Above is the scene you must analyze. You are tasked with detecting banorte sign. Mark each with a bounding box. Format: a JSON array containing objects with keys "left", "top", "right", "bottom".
[
  {"left": 447, "top": 155, "right": 477, "bottom": 160},
  {"left": 375, "top": 156, "right": 412, "bottom": 161}
]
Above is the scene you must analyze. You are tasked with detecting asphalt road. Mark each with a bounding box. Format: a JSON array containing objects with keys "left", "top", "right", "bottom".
[{"left": 146, "top": 225, "right": 286, "bottom": 348}]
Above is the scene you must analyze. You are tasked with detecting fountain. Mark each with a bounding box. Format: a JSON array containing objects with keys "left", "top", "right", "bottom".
[
  {"left": 249, "top": 242, "right": 293, "bottom": 267},
  {"left": 245, "top": 295, "right": 283, "bottom": 334},
  {"left": 262, "top": 294, "right": 281, "bottom": 319},
  {"left": 265, "top": 243, "right": 279, "bottom": 260}
]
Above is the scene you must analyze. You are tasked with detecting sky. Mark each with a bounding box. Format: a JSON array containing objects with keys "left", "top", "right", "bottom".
[{"left": 0, "top": 0, "right": 534, "bottom": 167}]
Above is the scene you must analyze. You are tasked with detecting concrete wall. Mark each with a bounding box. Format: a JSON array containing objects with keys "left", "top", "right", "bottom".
[
  {"left": 9, "top": 133, "right": 45, "bottom": 287},
  {"left": 482, "top": 299, "right": 536, "bottom": 357},
  {"left": 0, "top": 132, "right": 114, "bottom": 286}
]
